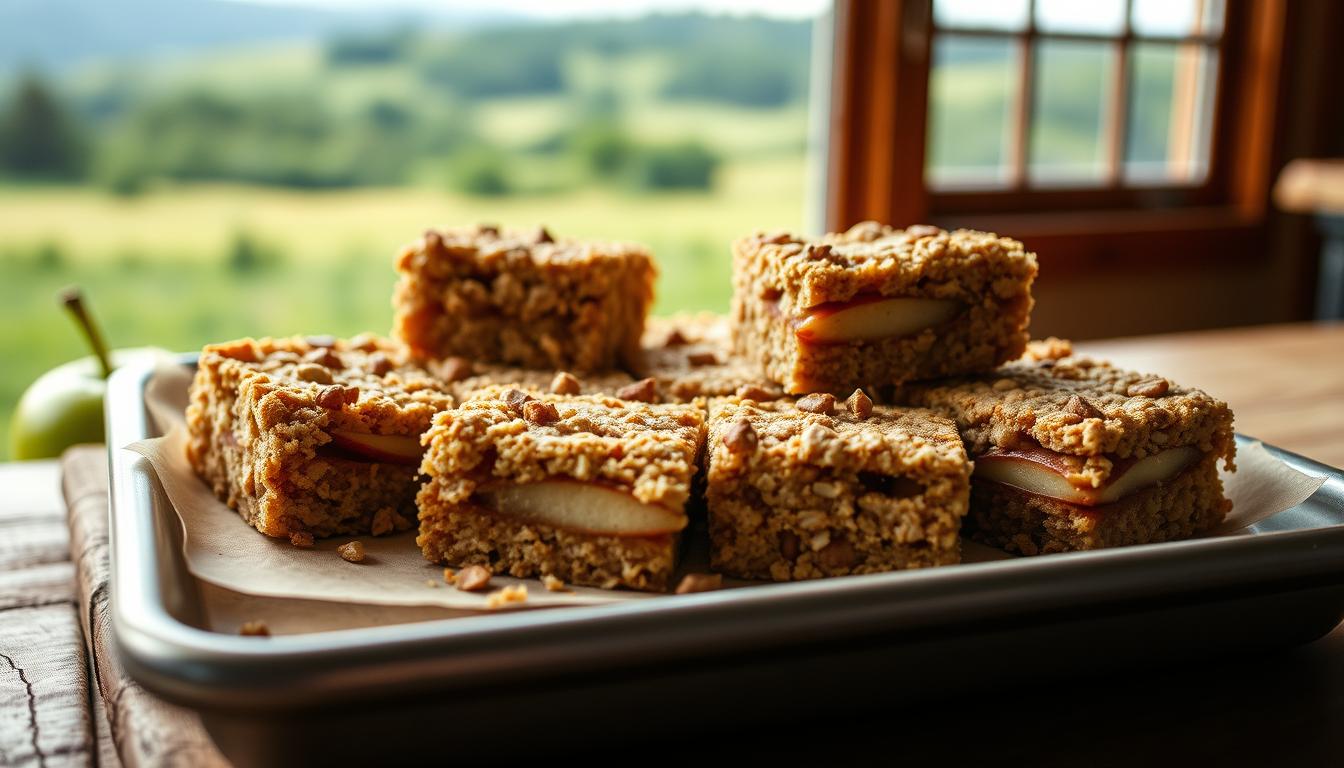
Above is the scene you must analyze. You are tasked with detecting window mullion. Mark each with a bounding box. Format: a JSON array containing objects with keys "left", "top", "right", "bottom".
[{"left": 1010, "top": 0, "right": 1037, "bottom": 189}]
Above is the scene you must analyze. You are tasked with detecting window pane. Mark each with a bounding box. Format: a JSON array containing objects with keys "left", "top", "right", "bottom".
[
  {"left": 1131, "top": 0, "right": 1225, "bottom": 37},
  {"left": 1035, "top": 0, "right": 1126, "bottom": 35},
  {"left": 926, "top": 35, "right": 1018, "bottom": 188},
  {"left": 1029, "top": 40, "right": 1114, "bottom": 184},
  {"left": 933, "top": 0, "right": 1030, "bottom": 31},
  {"left": 1126, "top": 43, "right": 1219, "bottom": 183}
]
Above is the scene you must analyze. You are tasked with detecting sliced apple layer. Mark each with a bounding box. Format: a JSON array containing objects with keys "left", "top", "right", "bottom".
[
  {"left": 795, "top": 295, "right": 963, "bottom": 344},
  {"left": 474, "top": 480, "right": 687, "bottom": 537},
  {"left": 975, "top": 445, "right": 1201, "bottom": 506},
  {"left": 328, "top": 429, "right": 423, "bottom": 466}
]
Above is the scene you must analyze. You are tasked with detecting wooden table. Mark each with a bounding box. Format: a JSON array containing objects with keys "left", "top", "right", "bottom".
[{"left": 1, "top": 322, "right": 1342, "bottom": 766}]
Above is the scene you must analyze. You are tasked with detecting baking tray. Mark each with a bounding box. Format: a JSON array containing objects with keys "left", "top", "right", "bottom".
[{"left": 107, "top": 357, "right": 1344, "bottom": 764}]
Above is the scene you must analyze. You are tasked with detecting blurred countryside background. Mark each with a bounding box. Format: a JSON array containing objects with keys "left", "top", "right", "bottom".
[{"left": 0, "top": 0, "right": 1208, "bottom": 458}]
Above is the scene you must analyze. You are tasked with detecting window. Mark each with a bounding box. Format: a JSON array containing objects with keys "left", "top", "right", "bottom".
[
  {"left": 928, "top": 0, "right": 1225, "bottom": 195},
  {"left": 823, "top": 0, "right": 1289, "bottom": 259}
]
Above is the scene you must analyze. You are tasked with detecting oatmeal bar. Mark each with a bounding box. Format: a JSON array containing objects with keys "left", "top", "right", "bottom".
[
  {"left": 186, "top": 335, "right": 455, "bottom": 542},
  {"left": 393, "top": 224, "right": 656, "bottom": 371},
  {"left": 705, "top": 394, "right": 970, "bottom": 581},
  {"left": 732, "top": 222, "right": 1037, "bottom": 394},
  {"left": 901, "top": 349, "right": 1236, "bottom": 555},
  {"left": 417, "top": 387, "right": 706, "bottom": 591},
  {"left": 635, "top": 313, "right": 786, "bottom": 403}
]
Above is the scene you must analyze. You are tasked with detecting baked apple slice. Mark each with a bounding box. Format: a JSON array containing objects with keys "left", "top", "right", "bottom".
[
  {"left": 476, "top": 480, "right": 687, "bottom": 537},
  {"left": 975, "top": 445, "right": 1200, "bottom": 506},
  {"left": 796, "top": 295, "right": 962, "bottom": 343},
  {"left": 328, "top": 429, "right": 423, "bottom": 466}
]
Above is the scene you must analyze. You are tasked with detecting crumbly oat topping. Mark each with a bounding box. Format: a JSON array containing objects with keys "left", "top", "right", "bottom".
[
  {"left": 485, "top": 584, "right": 529, "bottom": 609},
  {"left": 541, "top": 574, "right": 568, "bottom": 592},
  {"left": 901, "top": 355, "right": 1237, "bottom": 477},
  {"left": 420, "top": 386, "right": 706, "bottom": 508},
  {"left": 635, "top": 314, "right": 785, "bottom": 402}
]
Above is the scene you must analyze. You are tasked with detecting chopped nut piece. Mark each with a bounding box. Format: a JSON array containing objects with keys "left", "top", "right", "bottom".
[
  {"left": 616, "top": 378, "right": 658, "bottom": 403},
  {"left": 455, "top": 564, "right": 493, "bottom": 592},
  {"left": 485, "top": 584, "right": 529, "bottom": 609},
  {"left": 805, "top": 244, "right": 833, "bottom": 259},
  {"left": 366, "top": 351, "right": 393, "bottom": 376},
  {"left": 992, "top": 378, "right": 1019, "bottom": 392},
  {"left": 663, "top": 329, "right": 689, "bottom": 346},
  {"left": 778, "top": 530, "right": 801, "bottom": 561},
  {"left": 305, "top": 335, "right": 337, "bottom": 348},
  {"left": 735, "top": 384, "right": 775, "bottom": 401},
  {"left": 502, "top": 388, "right": 534, "bottom": 415},
  {"left": 818, "top": 538, "right": 856, "bottom": 570},
  {"left": 443, "top": 567, "right": 455, "bottom": 583},
  {"left": 761, "top": 232, "right": 796, "bottom": 245},
  {"left": 288, "top": 531, "right": 314, "bottom": 548},
  {"left": 316, "top": 385, "right": 360, "bottom": 410},
  {"left": 523, "top": 400, "right": 560, "bottom": 425},
  {"left": 549, "top": 371, "right": 582, "bottom": 395},
  {"left": 438, "top": 356, "right": 474, "bottom": 383},
  {"left": 534, "top": 225, "right": 554, "bottom": 244},
  {"left": 541, "top": 574, "right": 568, "bottom": 592},
  {"left": 722, "top": 418, "right": 758, "bottom": 453},
  {"left": 239, "top": 621, "right": 270, "bottom": 637},
  {"left": 423, "top": 229, "right": 443, "bottom": 248},
  {"left": 1127, "top": 377, "right": 1170, "bottom": 398},
  {"left": 1064, "top": 394, "right": 1103, "bottom": 419},
  {"left": 903, "top": 224, "right": 944, "bottom": 239},
  {"left": 304, "top": 347, "right": 343, "bottom": 369},
  {"left": 845, "top": 388, "right": 873, "bottom": 419},
  {"left": 293, "top": 363, "right": 334, "bottom": 385},
  {"left": 336, "top": 541, "right": 366, "bottom": 563},
  {"left": 796, "top": 392, "right": 836, "bottom": 415},
  {"left": 686, "top": 351, "right": 720, "bottom": 367},
  {"left": 477, "top": 223, "right": 500, "bottom": 236},
  {"left": 675, "top": 573, "right": 724, "bottom": 594}
]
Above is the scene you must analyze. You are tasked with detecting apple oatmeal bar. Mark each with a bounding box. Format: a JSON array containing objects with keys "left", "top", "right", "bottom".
[
  {"left": 705, "top": 392, "right": 971, "bottom": 581},
  {"left": 731, "top": 222, "right": 1037, "bottom": 394},
  {"left": 417, "top": 386, "right": 707, "bottom": 591},
  {"left": 393, "top": 224, "right": 656, "bottom": 372},
  {"left": 901, "top": 342, "right": 1236, "bottom": 554},
  {"left": 186, "top": 335, "right": 456, "bottom": 543}
]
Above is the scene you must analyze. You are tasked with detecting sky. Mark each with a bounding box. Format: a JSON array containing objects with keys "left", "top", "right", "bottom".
[{"left": 238, "top": 0, "right": 831, "bottom": 20}]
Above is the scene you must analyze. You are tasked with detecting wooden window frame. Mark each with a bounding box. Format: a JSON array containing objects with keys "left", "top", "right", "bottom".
[{"left": 823, "top": 0, "right": 1288, "bottom": 274}]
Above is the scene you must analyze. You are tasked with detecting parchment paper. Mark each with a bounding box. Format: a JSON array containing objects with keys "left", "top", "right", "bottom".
[{"left": 128, "top": 363, "right": 1328, "bottom": 618}]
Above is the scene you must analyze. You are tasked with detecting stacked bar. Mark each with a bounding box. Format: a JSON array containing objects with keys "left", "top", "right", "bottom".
[
  {"left": 393, "top": 224, "right": 656, "bottom": 372},
  {"left": 903, "top": 344, "right": 1235, "bottom": 554},
  {"left": 732, "top": 222, "right": 1037, "bottom": 395},
  {"left": 417, "top": 387, "right": 706, "bottom": 591},
  {"left": 186, "top": 335, "right": 456, "bottom": 544}
]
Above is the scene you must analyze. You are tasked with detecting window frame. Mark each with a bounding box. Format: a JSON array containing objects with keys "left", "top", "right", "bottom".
[{"left": 821, "top": 0, "right": 1288, "bottom": 273}]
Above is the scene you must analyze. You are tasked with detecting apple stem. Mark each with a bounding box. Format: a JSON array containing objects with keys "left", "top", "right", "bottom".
[{"left": 60, "top": 287, "right": 114, "bottom": 379}]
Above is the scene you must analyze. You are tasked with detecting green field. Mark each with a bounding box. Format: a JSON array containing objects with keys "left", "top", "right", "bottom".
[{"left": 0, "top": 156, "right": 807, "bottom": 459}]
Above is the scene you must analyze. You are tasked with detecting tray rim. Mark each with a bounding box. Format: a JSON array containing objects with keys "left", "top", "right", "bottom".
[{"left": 107, "top": 356, "right": 1344, "bottom": 711}]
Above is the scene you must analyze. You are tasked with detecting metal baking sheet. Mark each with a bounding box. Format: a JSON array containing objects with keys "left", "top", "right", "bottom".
[{"left": 107, "top": 357, "right": 1344, "bottom": 764}]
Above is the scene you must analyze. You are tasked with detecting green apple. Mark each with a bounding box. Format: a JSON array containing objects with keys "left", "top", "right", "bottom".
[{"left": 8, "top": 289, "right": 166, "bottom": 460}]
